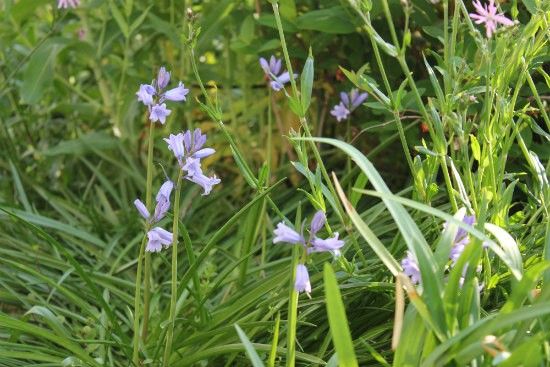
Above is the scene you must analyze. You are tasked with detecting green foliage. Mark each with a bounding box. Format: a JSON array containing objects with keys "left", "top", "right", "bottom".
[{"left": 0, "top": 0, "right": 549, "bottom": 366}]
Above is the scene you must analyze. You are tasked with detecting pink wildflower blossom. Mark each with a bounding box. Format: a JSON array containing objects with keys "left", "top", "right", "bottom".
[
  {"left": 469, "top": 0, "right": 514, "bottom": 38},
  {"left": 57, "top": 0, "right": 80, "bottom": 8}
]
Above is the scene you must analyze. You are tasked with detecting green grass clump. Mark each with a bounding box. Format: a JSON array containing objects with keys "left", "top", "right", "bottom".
[{"left": 0, "top": 0, "right": 548, "bottom": 366}]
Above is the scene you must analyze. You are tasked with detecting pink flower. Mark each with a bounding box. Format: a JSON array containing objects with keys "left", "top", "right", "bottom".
[
  {"left": 469, "top": 0, "right": 514, "bottom": 38},
  {"left": 57, "top": 0, "right": 80, "bottom": 8}
]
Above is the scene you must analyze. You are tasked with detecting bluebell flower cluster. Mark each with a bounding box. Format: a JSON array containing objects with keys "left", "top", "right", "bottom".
[
  {"left": 136, "top": 67, "right": 189, "bottom": 124},
  {"left": 448, "top": 215, "right": 476, "bottom": 264},
  {"left": 134, "top": 181, "right": 174, "bottom": 252},
  {"left": 273, "top": 210, "right": 344, "bottom": 295},
  {"left": 401, "top": 214, "right": 477, "bottom": 285},
  {"left": 259, "top": 55, "right": 296, "bottom": 92},
  {"left": 133, "top": 67, "right": 220, "bottom": 253},
  {"left": 401, "top": 251, "right": 421, "bottom": 285},
  {"left": 165, "top": 128, "right": 221, "bottom": 195},
  {"left": 330, "top": 89, "right": 368, "bottom": 122}
]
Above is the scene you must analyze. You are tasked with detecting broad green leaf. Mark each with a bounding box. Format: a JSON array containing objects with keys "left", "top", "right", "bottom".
[
  {"left": 109, "top": 0, "right": 129, "bottom": 38},
  {"left": 296, "top": 7, "right": 359, "bottom": 34},
  {"left": 300, "top": 49, "right": 314, "bottom": 114},
  {"left": 20, "top": 39, "right": 64, "bottom": 104}
]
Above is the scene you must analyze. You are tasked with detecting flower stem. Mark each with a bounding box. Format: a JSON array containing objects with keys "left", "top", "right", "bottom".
[
  {"left": 142, "top": 121, "right": 155, "bottom": 341},
  {"left": 132, "top": 120, "right": 155, "bottom": 365},
  {"left": 132, "top": 234, "right": 148, "bottom": 366},
  {"left": 163, "top": 169, "right": 184, "bottom": 367}
]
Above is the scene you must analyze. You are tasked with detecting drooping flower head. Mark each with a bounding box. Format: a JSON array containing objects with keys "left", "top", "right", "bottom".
[
  {"left": 259, "top": 56, "right": 282, "bottom": 76},
  {"left": 330, "top": 102, "right": 350, "bottom": 122},
  {"left": 330, "top": 89, "right": 368, "bottom": 122},
  {"left": 273, "top": 210, "right": 345, "bottom": 294},
  {"left": 58, "top": 0, "right": 80, "bottom": 8},
  {"left": 259, "top": 55, "right": 297, "bottom": 92},
  {"left": 274, "top": 210, "right": 344, "bottom": 254},
  {"left": 164, "top": 128, "right": 221, "bottom": 195},
  {"left": 146, "top": 227, "right": 173, "bottom": 252},
  {"left": 149, "top": 103, "right": 171, "bottom": 124},
  {"left": 401, "top": 251, "right": 421, "bottom": 285},
  {"left": 273, "top": 222, "right": 305, "bottom": 245},
  {"left": 136, "top": 66, "right": 190, "bottom": 124},
  {"left": 448, "top": 215, "right": 476, "bottom": 264},
  {"left": 295, "top": 264, "right": 312, "bottom": 294},
  {"left": 469, "top": 0, "right": 514, "bottom": 38},
  {"left": 134, "top": 180, "right": 174, "bottom": 224}
]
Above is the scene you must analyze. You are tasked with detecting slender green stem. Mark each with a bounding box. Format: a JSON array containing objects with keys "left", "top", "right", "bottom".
[
  {"left": 267, "top": 88, "right": 273, "bottom": 181},
  {"left": 163, "top": 169, "right": 184, "bottom": 367},
  {"left": 346, "top": 116, "right": 352, "bottom": 181},
  {"left": 132, "top": 234, "right": 148, "bottom": 366},
  {"left": 439, "top": 155, "right": 458, "bottom": 212},
  {"left": 132, "top": 121, "right": 155, "bottom": 365},
  {"left": 524, "top": 64, "right": 550, "bottom": 131},
  {"left": 443, "top": 0, "right": 449, "bottom": 96},
  {"left": 380, "top": 0, "right": 399, "bottom": 51},
  {"left": 142, "top": 121, "right": 155, "bottom": 341}
]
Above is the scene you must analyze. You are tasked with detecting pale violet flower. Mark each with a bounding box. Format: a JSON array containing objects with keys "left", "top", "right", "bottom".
[
  {"left": 259, "top": 55, "right": 296, "bottom": 92},
  {"left": 194, "top": 148, "right": 215, "bottom": 159},
  {"left": 146, "top": 227, "right": 173, "bottom": 252},
  {"left": 156, "top": 67, "right": 170, "bottom": 90},
  {"left": 134, "top": 199, "right": 150, "bottom": 220},
  {"left": 136, "top": 66, "right": 189, "bottom": 123},
  {"left": 310, "top": 210, "right": 326, "bottom": 236},
  {"left": 273, "top": 210, "right": 344, "bottom": 253},
  {"left": 152, "top": 180, "right": 174, "bottom": 222},
  {"left": 150, "top": 103, "right": 171, "bottom": 124},
  {"left": 157, "top": 180, "right": 174, "bottom": 201},
  {"left": 295, "top": 264, "right": 312, "bottom": 294},
  {"left": 186, "top": 172, "right": 221, "bottom": 196},
  {"left": 165, "top": 128, "right": 221, "bottom": 195},
  {"left": 259, "top": 55, "right": 282, "bottom": 76},
  {"left": 310, "top": 233, "right": 344, "bottom": 254},
  {"left": 136, "top": 84, "right": 155, "bottom": 106},
  {"left": 273, "top": 223, "right": 305, "bottom": 244},
  {"left": 273, "top": 210, "right": 345, "bottom": 294},
  {"left": 469, "top": 0, "right": 514, "bottom": 38},
  {"left": 164, "top": 82, "right": 189, "bottom": 102},
  {"left": 331, "top": 89, "right": 368, "bottom": 122},
  {"left": 330, "top": 102, "right": 350, "bottom": 122},
  {"left": 58, "top": 0, "right": 80, "bottom": 8},
  {"left": 134, "top": 180, "right": 173, "bottom": 224},
  {"left": 401, "top": 251, "right": 421, "bottom": 285},
  {"left": 446, "top": 215, "right": 476, "bottom": 264},
  {"left": 342, "top": 89, "right": 368, "bottom": 110},
  {"left": 164, "top": 133, "right": 186, "bottom": 160},
  {"left": 181, "top": 157, "right": 202, "bottom": 178},
  {"left": 270, "top": 72, "right": 292, "bottom": 92}
]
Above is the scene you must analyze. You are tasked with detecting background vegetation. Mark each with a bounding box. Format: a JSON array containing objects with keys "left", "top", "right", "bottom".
[{"left": 0, "top": 0, "right": 549, "bottom": 366}]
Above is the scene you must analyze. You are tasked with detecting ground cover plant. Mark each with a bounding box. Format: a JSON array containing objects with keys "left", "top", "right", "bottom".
[{"left": 0, "top": 0, "right": 549, "bottom": 366}]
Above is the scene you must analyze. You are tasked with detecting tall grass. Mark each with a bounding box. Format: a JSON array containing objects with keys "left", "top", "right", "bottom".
[{"left": 0, "top": 0, "right": 549, "bottom": 366}]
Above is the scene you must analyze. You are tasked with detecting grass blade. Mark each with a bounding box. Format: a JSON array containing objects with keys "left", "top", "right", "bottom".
[{"left": 323, "top": 263, "right": 358, "bottom": 367}]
